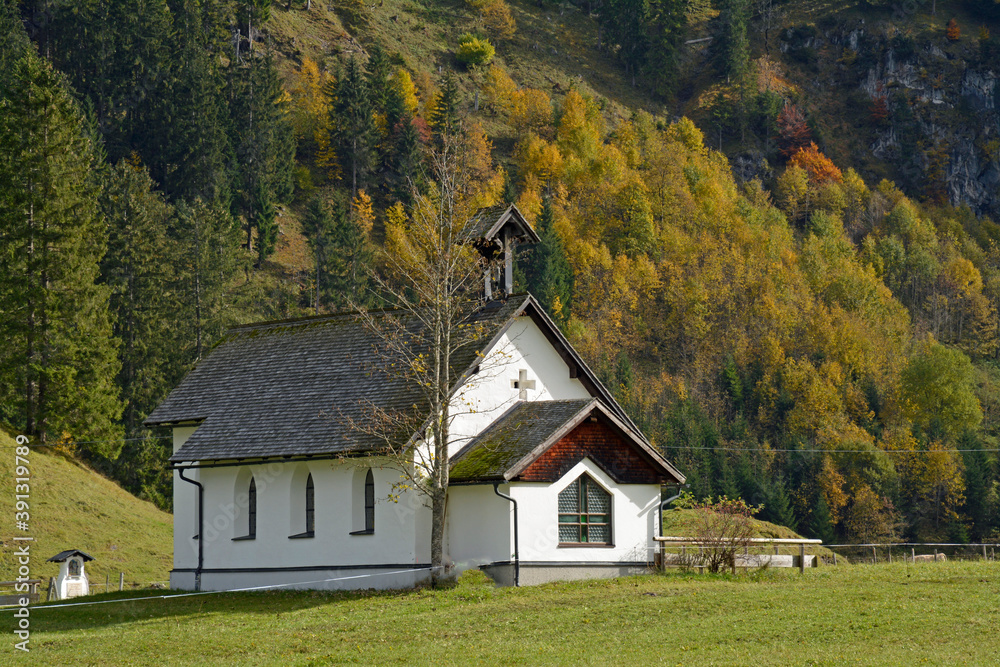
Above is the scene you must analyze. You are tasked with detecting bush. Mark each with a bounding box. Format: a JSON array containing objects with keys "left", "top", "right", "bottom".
[
  {"left": 685, "top": 496, "right": 763, "bottom": 574},
  {"left": 455, "top": 34, "right": 495, "bottom": 67}
]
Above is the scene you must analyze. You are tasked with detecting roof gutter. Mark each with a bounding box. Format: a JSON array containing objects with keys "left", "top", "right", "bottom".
[
  {"left": 177, "top": 468, "right": 204, "bottom": 592},
  {"left": 493, "top": 483, "right": 519, "bottom": 587}
]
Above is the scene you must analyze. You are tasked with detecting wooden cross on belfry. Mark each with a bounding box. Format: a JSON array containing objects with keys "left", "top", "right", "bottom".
[{"left": 511, "top": 369, "right": 536, "bottom": 400}]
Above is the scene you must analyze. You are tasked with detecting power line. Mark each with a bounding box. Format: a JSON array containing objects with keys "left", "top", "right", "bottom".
[{"left": 661, "top": 445, "right": 1000, "bottom": 454}]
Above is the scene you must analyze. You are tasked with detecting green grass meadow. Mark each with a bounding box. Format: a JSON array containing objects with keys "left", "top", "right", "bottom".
[
  {"left": 7, "top": 561, "right": 999, "bottom": 665},
  {"left": 0, "top": 428, "right": 173, "bottom": 589}
]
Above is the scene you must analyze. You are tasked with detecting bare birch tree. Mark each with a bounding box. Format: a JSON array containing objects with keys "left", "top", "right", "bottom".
[{"left": 346, "top": 130, "right": 504, "bottom": 586}]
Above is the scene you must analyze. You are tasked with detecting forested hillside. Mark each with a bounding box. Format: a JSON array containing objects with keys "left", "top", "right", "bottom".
[{"left": 2, "top": 0, "right": 999, "bottom": 545}]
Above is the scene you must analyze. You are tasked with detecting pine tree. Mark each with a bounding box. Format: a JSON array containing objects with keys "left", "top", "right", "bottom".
[
  {"left": 600, "top": 0, "right": 651, "bottom": 87},
  {"left": 365, "top": 44, "right": 394, "bottom": 115},
  {"left": 99, "top": 159, "right": 181, "bottom": 504},
  {"left": 522, "top": 198, "right": 574, "bottom": 323},
  {"left": 302, "top": 195, "right": 336, "bottom": 313},
  {"left": 807, "top": 495, "right": 837, "bottom": 544},
  {"left": 34, "top": 0, "right": 173, "bottom": 165},
  {"left": 100, "top": 159, "right": 176, "bottom": 436},
  {"left": 645, "top": 0, "right": 686, "bottom": 97},
  {"left": 170, "top": 199, "right": 245, "bottom": 363},
  {"left": 155, "top": 2, "right": 233, "bottom": 204},
  {"left": 717, "top": 0, "right": 751, "bottom": 82},
  {"left": 229, "top": 49, "right": 296, "bottom": 265},
  {"left": 330, "top": 56, "right": 376, "bottom": 198},
  {"left": 327, "top": 198, "right": 373, "bottom": 309},
  {"left": 428, "top": 72, "right": 461, "bottom": 145},
  {"left": 0, "top": 53, "right": 122, "bottom": 453},
  {"left": 382, "top": 72, "right": 422, "bottom": 201}
]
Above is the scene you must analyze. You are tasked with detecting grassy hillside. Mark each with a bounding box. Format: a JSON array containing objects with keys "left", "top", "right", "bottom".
[
  {"left": 0, "top": 428, "right": 173, "bottom": 590},
  {"left": 18, "top": 562, "right": 999, "bottom": 664}
]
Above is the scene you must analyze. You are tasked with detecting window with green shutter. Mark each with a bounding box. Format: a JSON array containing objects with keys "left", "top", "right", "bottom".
[{"left": 557, "top": 475, "right": 612, "bottom": 545}]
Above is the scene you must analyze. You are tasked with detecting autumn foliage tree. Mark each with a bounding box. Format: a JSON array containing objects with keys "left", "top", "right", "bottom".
[
  {"left": 947, "top": 18, "right": 960, "bottom": 41},
  {"left": 788, "top": 142, "right": 843, "bottom": 184},
  {"left": 870, "top": 85, "right": 889, "bottom": 125},
  {"left": 777, "top": 101, "right": 812, "bottom": 158}
]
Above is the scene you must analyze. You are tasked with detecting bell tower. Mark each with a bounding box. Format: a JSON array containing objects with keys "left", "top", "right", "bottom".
[{"left": 468, "top": 204, "right": 540, "bottom": 299}]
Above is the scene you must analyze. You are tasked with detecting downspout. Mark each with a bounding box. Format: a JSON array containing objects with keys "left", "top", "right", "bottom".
[
  {"left": 177, "top": 467, "right": 204, "bottom": 592},
  {"left": 493, "top": 483, "right": 519, "bottom": 587}
]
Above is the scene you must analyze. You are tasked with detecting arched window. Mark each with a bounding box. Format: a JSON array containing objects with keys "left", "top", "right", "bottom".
[
  {"left": 351, "top": 468, "right": 376, "bottom": 535},
  {"left": 248, "top": 477, "right": 257, "bottom": 539},
  {"left": 305, "top": 474, "right": 315, "bottom": 535},
  {"left": 557, "top": 474, "right": 611, "bottom": 545},
  {"left": 364, "top": 469, "right": 375, "bottom": 533}
]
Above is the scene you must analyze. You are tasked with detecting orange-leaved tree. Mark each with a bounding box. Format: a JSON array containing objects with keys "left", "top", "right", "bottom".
[
  {"left": 777, "top": 101, "right": 812, "bottom": 158},
  {"left": 788, "top": 142, "right": 843, "bottom": 184},
  {"left": 947, "top": 18, "right": 960, "bottom": 41}
]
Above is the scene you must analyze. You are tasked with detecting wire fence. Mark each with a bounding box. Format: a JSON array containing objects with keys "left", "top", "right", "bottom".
[
  {"left": 653, "top": 541, "right": 1000, "bottom": 571},
  {"left": 822, "top": 543, "right": 1000, "bottom": 566}
]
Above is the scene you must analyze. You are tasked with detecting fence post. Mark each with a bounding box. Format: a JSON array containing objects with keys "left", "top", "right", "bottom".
[
  {"left": 119, "top": 572, "right": 124, "bottom": 591},
  {"left": 911, "top": 547, "right": 915, "bottom": 563},
  {"left": 984, "top": 545, "right": 988, "bottom": 561},
  {"left": 105, "top": 573, "right": 109, "bottom": 593},
  {"left": 833, "top": 552, "right": 837, "bottom": 566},
  {"left": 799, "top": 544, "right": 805, "bottom": 574},
  {"left": 872, "top": 546, "right": 876, "bottom": 565},
  {"left": 888, "top": 548, "right": 892, "bottom": 564}
]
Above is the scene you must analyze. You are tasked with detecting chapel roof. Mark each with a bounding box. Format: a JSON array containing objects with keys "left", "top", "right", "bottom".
[
  {"left": 47, "top": 550, "right": 95, "bottom": 563},
  {"left": 466, "top": 204, "right": 540, "bottom": 244},
  {"left": 147, "top": 294, "right": 637, "bottom": 464},
  {"left": 449, "top": 399, "right": 685, "bottom": 485}
]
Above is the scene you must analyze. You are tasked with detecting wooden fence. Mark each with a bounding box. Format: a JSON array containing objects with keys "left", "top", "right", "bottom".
[{"left": 654, "top": 536, "right": 824, "bottom": 574}]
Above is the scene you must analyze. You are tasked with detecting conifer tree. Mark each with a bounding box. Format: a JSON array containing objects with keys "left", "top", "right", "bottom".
[
  {"left": 645, "top": 0, "right": 686, "bottom": 96},
  {"left": 100, "top": 159, "right": 176, "bottom": 437},
  {"left": 0, "top": 53, "right": 122, "bottom": 453},
  {"left": 170, "top": 199, "right": 245, "bottom": 363},
  {"left": 331, "top": 56, "right": 376, "bottom": 198},
  {"left": 328, "top": 197, "right": 373, "bottom": 309},
  {"left": 807, "top": 495, "right": 837, "bottom": 544},
  {"left": 717, "top": 0, "right": 751, "bottom": 82},
  {"left": 99, "top": 159, "right": 180, "bottom": 503},
  {"left": 30, "top": 0, "right": 173, "bottom": 164},
  {"left": 155, "top": 2, "right": 233, "bottom": 204},
  {"left": 428, "top": 72, "right": 461, "bottom": 144},
  {"left": 523, "top": 198, "right": 573, "bottom": 323},
  {"left": 600, "top": 0, "right": 651, "bottom": 87},
  {"left": 302, "top": 195, "right": 336, "bottom": 313},
  {"left": 229, "top": 50, "right": 296, "bottom": 265}
]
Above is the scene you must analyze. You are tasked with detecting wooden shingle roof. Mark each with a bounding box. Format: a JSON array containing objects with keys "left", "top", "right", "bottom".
[{"left": 466, "top": 204, "right": 540, "bottom": 244}]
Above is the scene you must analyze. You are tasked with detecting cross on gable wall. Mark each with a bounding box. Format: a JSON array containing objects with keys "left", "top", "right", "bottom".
[{"left": 511, "top": 368, "right": 536, "bottom": 400}]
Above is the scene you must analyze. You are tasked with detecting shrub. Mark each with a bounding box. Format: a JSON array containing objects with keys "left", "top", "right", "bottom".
[
  {"left": 686, "top": 496, "right": 763, "bottom": 574},
  {"left": 455, "top": 34, "right": 495, "bottom": 67}
]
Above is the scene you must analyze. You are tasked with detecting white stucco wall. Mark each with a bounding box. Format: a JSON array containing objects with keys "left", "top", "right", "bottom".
[
  {"left": 171, "top": 453, "right": 433, "bottom": 590},
  {"left": 445, "top": 484, "right": 513, "bottom": 571},
  {"left": 511, "top": 458, "right": 660, "bottom": 565},
  {"left": 172, "top": 425, "right": 200, "bottom": 575},
  {"left": 447, "top": 316, "right": 592, "bottom": 457}
]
